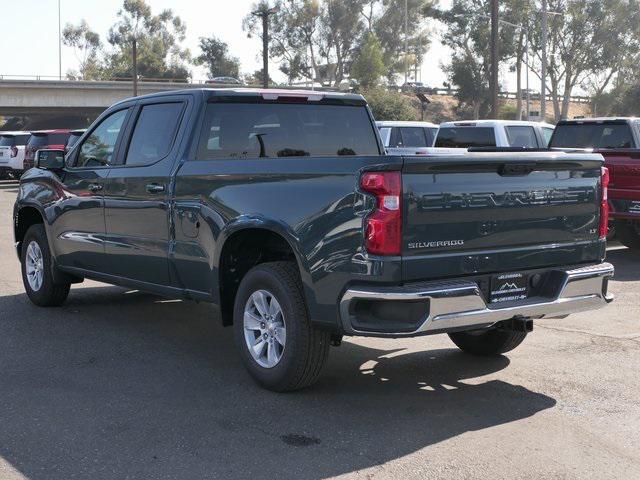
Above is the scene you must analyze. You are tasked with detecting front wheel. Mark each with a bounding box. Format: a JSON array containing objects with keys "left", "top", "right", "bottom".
[
  {"left": 21, "top": 224, "right": 70, "bottom": 307},
  {"left": 615, "top": 220, "right": 640, "bottom": 250},
  {"left": 233, "top": 262, "right": 330, "bottom": 392},
  {"left": 448, "top": 328, "right": 527, "bottom": 356}
]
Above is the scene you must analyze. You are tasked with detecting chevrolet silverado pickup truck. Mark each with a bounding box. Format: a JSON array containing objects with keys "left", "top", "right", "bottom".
[
  {"left": 14, "top": 89, "right": 613, "bottom": 391},
  {"left": 550, "top": 118, "right": 640, "bottom": 249}
]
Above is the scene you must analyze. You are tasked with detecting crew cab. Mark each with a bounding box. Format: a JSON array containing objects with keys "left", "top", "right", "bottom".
[
  {"left": 376, "top": 121, "right": 438, "bottom": 155},
  {"left": 550, "top": 118, "right": 640, "bottom": 249},
  {"left": 0, "top": 131, "right": 30, "bottom": 179},
  {"left": 431, "top": 120, "right": 555, "bottom": 155},
  {"left": 14, "top": 89, "right": 613, "bottom": 391}
]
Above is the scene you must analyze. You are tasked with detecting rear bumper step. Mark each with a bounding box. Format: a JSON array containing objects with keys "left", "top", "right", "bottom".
[{"left": 339, "top": 263, "right": 614, "bottom": 337}]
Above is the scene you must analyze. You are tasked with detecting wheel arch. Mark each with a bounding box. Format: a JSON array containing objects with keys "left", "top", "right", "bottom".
[{"left": 216, "top": 221, "right": 315, "bottom": 327}]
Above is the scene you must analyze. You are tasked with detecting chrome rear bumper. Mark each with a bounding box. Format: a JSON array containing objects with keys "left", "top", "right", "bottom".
[{"left": 339, "top": 263, "right": 614, "bottom": 337}]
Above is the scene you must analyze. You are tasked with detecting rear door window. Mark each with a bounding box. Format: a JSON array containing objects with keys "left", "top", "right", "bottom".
[
  {"left": 505, "top": 126, "right": 539, "bottom": 148},
  {"left": 125, "top": 103, "right": 184, "bottom": 166},
  {"left": 542, "top": 127, "right": 554, "bottom": 146},
  {"left": 435, "top": 127, "right": 496, "bottom": 148},
  {"left": 196, "top": 102, "right": 380, "bottom": 159},
  {"left": 551, "top": 123, "right": 635, "bottom": 149},
  {"left": 399, "top": 127, "right": 428, "bottom": 148}
]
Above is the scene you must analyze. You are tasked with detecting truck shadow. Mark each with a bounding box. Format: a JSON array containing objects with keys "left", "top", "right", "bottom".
[
  {"left": 0, "top": 286, "right": 556, "bottom": 480},
  {"left": 606, "top": 246, "right": 640, "bottom": 281}
]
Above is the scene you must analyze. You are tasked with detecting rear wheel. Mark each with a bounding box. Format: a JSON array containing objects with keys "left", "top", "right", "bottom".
[
  {"left": 448, "top": 328, "right": 527, "bottom": 356},
  {"left": 233, "top": 262, "right": 330, "bottom": 392},
  {"left": 21, "top": 224, "right": 70, "bottom": 307},
  {"left": 615, "top": 220, "right": 640, "bottom": 250}
]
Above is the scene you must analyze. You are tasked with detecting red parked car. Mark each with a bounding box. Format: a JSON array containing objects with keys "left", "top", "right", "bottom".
[
  {"left": 550, "top": 118, "right": 640, "bottom": 249},
  {"left": 23, "top": 130, "right": 72, "bottom": 171}
]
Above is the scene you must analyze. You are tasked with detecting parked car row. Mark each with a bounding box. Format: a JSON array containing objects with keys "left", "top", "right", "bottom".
[
  {"left": 376, "top": 119, "right": 555, "bottom": 155},
  {"left": 0, "top": 129, "right": 85, "bottom": 178}
]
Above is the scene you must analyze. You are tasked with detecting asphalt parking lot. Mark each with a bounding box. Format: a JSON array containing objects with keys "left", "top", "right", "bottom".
[{"left": 0, "top": 180, "right": 639, "bottom": 480}]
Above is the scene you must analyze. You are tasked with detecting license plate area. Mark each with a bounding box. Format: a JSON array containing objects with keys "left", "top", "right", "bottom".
[{"left": 490, "top": 272, "right": 529, "bottom": 304}]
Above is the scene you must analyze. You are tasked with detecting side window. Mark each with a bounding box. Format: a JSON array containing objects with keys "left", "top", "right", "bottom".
[
  {"left": 505, "top": 126, "right": 539, "bottom": 148},
  {"left": 76, "top": 109, "right": 128, "bottom": 168},
  {"left": 425, "top": 128, "right": 438, "bottom": 146},
  {"left": 389, "top": 128, "right": 402, "bottom": 147},
  {"left": 542, "top": 127, "right": 554, "bottom": 147},
  {"left": 125, "top": 103, "right": 184, "bottom": 166},
  {"left": 378, "top": 127, "right": 391, "bottom": 147}
]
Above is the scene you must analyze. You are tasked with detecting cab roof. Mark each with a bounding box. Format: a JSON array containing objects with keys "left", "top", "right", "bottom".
[
  {"left": 116, "top": 88, "right": 367, "bottom": 106},
  {"left": 376, "top": 121, "right": 438, "bottom": 128},
  {"left": 439, "top": 119, "right": 555, "bottom": 128},
  {"left": 557, "top": 117, "right": 638, "bottom": 124}
]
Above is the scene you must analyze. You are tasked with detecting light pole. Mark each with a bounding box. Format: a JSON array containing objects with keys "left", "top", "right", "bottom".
[
  {"left": 252, "top": 6, "right": 279, "bottom": 89},
  {"left": 490, "top": 0, "right": 499, "bottom": 118},
  {"left": 404, "top": 0, "right": 408, "bottom": 84},
  {"left": 540, "top": 0, "right": 548, "bottom": 121},
  {"left": 58, "top": 0, "right": 62, "bottom": 80}
]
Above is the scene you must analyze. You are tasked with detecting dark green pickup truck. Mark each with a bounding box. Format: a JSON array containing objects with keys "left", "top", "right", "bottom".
[{"left": 14, "top": 88, "right": 613, "bottom": 391}]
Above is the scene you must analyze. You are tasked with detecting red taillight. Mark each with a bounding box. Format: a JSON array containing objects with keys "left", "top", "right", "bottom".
[
  {"left": 361, "top": 171, "right": 402, "bottom": 256},
  {"left": 600, "top": 166, "right": 610, "bottom": 239},
  {"left": 10, "top": 147, "right": 18, "bottom": 158}
]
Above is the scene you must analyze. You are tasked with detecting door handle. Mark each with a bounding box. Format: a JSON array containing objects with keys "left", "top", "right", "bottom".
[
  {"left": 146, "top": 183, "right": 165, "bottom": 194},
  {"left": 88, "top": 183, "right": 103, "bottom": 193}
]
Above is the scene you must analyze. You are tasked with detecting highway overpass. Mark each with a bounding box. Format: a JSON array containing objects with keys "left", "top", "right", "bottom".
[{"left": 0, "top": 79, "right": 203, "bottom": 130}]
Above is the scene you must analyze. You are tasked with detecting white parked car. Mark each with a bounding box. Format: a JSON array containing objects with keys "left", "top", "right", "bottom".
[
  {"left": 0, "top": 131, "right": 31, "bottom": 179},
  {"left": 376, "top": 121, "right": 439, "bottom": 155},
  {"left": 430, "top": 120, "right": 555, "bottom": 155}
]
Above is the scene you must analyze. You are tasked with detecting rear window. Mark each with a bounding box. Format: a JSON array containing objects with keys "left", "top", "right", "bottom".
[
  {"left": 27, "top": 134, "right": 49, "bottom": 149},
  {"left": 399, "top": 127, "right": 428, "bottom": 148},
  {"left": 28, "top": 132, "right": 70, "bottom": 148},
  {"left": 66, "top": 132, "right": 84, "bottom": 149},
  {"left": 505, "top": 126, "right": 539, "bottom": 148},
  {"left": 435, "top": 127, "right": 496, "bottom": 148},
  {"left": 0, "top": 135, "right": 16, "bottom": 147},
  {"left": 196, "top": 103, "right": 380, "bottom": 160},
  {"left": 550, "top": 123, "right": 634, "bottom": 149}
]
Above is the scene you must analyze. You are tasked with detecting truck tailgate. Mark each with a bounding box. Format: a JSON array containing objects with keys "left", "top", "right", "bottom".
[
  {"left": 402, "top": 153, "right": 605, "bottom": 282},
  {"left": 601, "top": 149, "right": 640, "bottom": 194}
]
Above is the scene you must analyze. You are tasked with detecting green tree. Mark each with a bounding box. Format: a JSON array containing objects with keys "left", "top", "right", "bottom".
[
  {"left": 105, "top": 0, "right": 191, "bottom": 80},
  {"left": 375, "top": 0, "right": 435, "bottom": 83},
  {"left": 527, "top": 0, "right": 640, "bottom": 120},
  {"left": 243, "top": 0, "right": 367, "bottom": 86},
  {"left": 62, "top": 20, "right": 103, "bottom": 80},
  {"left": 195, "top": 36, "right": 241, "bottom": 79},
  {"left": 351, "top": 32, "right": 385, "bottom": 87},
  {"left": 428, "top": 0, "right": 517, "bottom": 119},
  {"left": 361, "top": 87, "right": 418, "bottom": 120}
]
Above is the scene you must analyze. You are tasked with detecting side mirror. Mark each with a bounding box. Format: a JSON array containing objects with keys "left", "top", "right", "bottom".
[{"left": 35, "top": 149, "right": 65, "bottom": 171}]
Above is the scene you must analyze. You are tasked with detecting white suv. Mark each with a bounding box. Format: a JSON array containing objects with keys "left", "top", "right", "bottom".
[
  {"left": 432, "top": 120, "right": 555, "bottom": 154},
  {"left": 0, "top": 131, "right": 31, "bottom": 179}
]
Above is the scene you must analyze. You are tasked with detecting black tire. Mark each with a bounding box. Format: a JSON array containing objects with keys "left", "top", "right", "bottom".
[
  {"left": 448, "top": 328, "right": 527, "bottom": 356},
  {"left": 615, "top": 220, "right": 640, "bottom": 250},
  {"left": 20, "top": 224, "right": 70, "bottom": 307},
  {"left": 233, "top": 262, "right": 330, "bottom": 392}
]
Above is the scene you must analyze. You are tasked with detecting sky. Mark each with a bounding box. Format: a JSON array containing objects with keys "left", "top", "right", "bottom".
[{"left": 0, "top": 0, "right": 525, "bottom": 91}]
